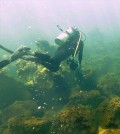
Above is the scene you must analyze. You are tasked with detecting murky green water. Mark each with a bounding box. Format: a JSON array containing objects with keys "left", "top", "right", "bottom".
[{"left": 0, "top": 0, "right": 120, "bottom": 134}]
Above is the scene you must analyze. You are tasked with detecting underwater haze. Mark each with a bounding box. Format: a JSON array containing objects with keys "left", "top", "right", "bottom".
[
  {"left": 0, "top": 0, "right": 120, "bottom": 134},
  {"left": 0, "top": 0, "right": 120, "bottom": 48}
]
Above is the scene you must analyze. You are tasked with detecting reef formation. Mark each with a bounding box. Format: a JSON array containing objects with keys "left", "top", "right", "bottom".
[{"left": 0, "top": 31, "right": 120, "bottom": 134}]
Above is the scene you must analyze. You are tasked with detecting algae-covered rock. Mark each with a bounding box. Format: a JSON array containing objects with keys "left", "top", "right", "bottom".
[
  {"left": 15, "top": 60, "right": 38, "bottom": 82},
  {"left": 1, "top": 100, "right": 38, "bottom": 123},
  {"left": 98, "top": 127, "right": 120, "bottom": 134},
  {"left": 0, "top": 67, "right": 8, "bottom": 74},
  {"left": 98, "top": 97, "right": 120, "bottom": 128},
  {"left": 15, "top": 60, "right": 76, "bottom": 111},
  {"left": 76, "top": 68, "right": 97, "bottom": 90},
  {"left": 51, "top": 105, "right": 96, "bottom": 134},
  {"left": 0, "top": 74, "right": 31, "bottom": 109},
  {"left": 97, "top": 73, "right": 120, "bottom": 97},
  {"left": 68, "top": 89, "right": 104, "bottom": 108},
  {"left": 8, "top": 116, "right": 51, "bottom": 134},
  {"left": 16, "top": 59, "right": 54, "bottom": 89}
]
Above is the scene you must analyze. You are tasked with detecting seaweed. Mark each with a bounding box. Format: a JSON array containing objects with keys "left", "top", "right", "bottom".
[
  {"left": 0, "top": 30, "right": 120, "bottom": 134},
  {"left": 98, "top": 97, "right": 120, "bottom": 128}
]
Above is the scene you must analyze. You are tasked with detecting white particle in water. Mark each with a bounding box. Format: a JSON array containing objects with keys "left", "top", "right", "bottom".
[
  {"left": 59, "top": 98, "right": 62, "bottom": 101},
  {"left": 52, "top": 98, "right": 55, "bottom": 101},
  {"left": 38, "top": 106, "right": 41, "bottom": 109}
]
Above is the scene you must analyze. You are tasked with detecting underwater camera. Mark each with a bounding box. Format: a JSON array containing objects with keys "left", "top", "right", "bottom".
[{"left": 55, "top": 26, "right": 79, "bottom": 46}]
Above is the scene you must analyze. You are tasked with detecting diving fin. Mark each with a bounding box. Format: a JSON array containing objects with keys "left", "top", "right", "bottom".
[
  {"left": 0, "top": 60, "right": 10, "bottom": 69},
  {"left": 0, "top": 44, "right": 13, "bottom": 54}
]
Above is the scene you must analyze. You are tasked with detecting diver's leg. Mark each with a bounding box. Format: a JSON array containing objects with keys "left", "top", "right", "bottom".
[
  {"left": 34, "top": 52, "right": 51, "bottom": 61},
  {"left": 23, "top": 55, "right": 60, "bottom": 72},
  {"left": 22, "top": 50, "right": 59, "bottom": 72},
  {"left": 25, "top": 50, "right": 60, "bottom": 72},
  {"left": 40, "top": 60, "right": 60, "bottom": 72},
  {"left": 22, "top": 56, "right": 39, "bottom": 62},
  {"left": 26, "top": 51, "right": 51, "bottom": 62}
]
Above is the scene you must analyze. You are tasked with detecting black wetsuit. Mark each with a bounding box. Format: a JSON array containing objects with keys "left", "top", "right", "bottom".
[
  {"left": 0, "top": 38, "right": 84, "bottom": 72},
  {"left": 33, "top": 39, "right": 84, "bottom": 72}
]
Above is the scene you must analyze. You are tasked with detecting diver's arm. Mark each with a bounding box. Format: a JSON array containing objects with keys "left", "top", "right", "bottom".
[{"left": 22, "top": 56, "right": 38, "bottom": 62}]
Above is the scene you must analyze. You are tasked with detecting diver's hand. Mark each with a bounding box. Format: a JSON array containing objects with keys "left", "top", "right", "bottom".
[{"left": 69, "top": 59, "right": 78, "bottom": 71}]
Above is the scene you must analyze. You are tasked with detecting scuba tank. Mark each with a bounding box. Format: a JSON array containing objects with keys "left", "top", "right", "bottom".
[{"left": 55, "top": 26, "right": 79, "bottom": 46}]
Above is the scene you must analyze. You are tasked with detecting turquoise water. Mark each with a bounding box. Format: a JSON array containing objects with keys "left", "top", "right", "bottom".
[{"left": 0, "top": 0, "right": 120, "bottom": 134}]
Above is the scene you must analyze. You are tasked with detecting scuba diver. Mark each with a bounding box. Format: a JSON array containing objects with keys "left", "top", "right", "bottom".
[{"left": 0, "top": 26, "right": 84, "bottom": 72}]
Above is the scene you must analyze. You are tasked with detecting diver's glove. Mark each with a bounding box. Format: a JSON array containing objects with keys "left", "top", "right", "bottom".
[
  {"left": 69, "top": 59, "right": 78, "bottom": 71},
  {"left": 10, "top": 45, "right": 31, "bottom": 62}
]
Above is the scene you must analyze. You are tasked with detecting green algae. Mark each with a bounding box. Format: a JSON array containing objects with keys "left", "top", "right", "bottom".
[{"left": 0, "top": 31, "right": 120, "bottom": 134}]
